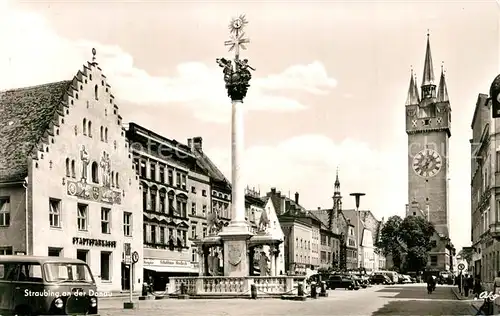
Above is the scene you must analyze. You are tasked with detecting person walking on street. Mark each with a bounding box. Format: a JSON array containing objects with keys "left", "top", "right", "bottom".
[
  {"left": 457, "top": 273, "right": 463, "bottom": 295},
  {"left": 426, "top": 275, "right": 435, "bottom": 294},
  {"left": 465, "top": 275, "right": 473, "bottom": 297},
  {"left": 474, "top": 276, "right": 482, "bottom": 299}
]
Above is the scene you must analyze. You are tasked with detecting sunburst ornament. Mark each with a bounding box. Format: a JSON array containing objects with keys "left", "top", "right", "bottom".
[{"left": 228, "top": 14, "right": 248, "bottom": 34}]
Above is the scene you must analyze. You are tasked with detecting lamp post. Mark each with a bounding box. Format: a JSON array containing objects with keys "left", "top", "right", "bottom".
[{"left": 350, "top": 193, "right": 365, "bottom": 270}]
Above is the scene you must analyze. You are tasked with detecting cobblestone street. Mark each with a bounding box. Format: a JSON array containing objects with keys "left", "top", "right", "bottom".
[{"left": 98, "top": 284, "right": 474, "bottom": 315}]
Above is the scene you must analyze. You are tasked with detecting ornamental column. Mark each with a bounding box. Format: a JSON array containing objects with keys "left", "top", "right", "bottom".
[{"left": 217, "top": 14, "right": 256, "bottom": 277}]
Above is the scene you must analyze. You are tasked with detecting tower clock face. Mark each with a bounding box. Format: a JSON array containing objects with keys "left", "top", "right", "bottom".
[{"left": 412, "top": 148, "right": 442, "bottom": 178}]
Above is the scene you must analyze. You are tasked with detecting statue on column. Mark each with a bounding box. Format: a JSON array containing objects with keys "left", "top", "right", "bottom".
[
  {"left": 258, "top": 251, "right": 270, "bottom": 276},
  {"left": 257, "top": 209, "right": 270, "bottom": 233}
]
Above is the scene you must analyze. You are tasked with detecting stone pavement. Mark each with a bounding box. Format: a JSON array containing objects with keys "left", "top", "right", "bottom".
[{"left": 97, "top": 284, "right": 473, "bottom": 316}]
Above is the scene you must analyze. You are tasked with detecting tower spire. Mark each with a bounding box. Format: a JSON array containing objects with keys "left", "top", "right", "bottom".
[
  {"left": 437, "top": 61, "right": 449, "bottom": 102},
  {"left": 330, "top": 167, "right": 342, "bottom": 231},
  {"left": 421, "top": 31, "right": 436, "bottom": 99},
  {"left": 406, "top": 66, "right": 420, "bottom": 105},
  {"left": 334, "top": 167, "right": 341, "bottom": 197}
]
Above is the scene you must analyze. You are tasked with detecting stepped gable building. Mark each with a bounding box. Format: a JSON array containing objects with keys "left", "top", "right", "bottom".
[
  {"left": 0, "top": 50, "right": 143, "bottom": 292},
  {"left": 125, "top": 123, "right": 211, "bottom": 290},
  {"left": 405, "top": 33, "right": 454, "bottom": 272}
]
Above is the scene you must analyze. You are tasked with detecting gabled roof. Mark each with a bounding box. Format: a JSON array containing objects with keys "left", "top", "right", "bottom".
[
  {"left": 191, "top": 146, "right": 231, "bottom": 191},
  {"left": 0, "top": 81, "right": 73, "bottom": 182}
]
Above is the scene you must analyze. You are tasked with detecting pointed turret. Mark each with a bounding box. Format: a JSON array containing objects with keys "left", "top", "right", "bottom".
[
  {"left": 413, "top": 73, "right": 420, "bottom": 103},
  {"left": 437, "top": 63, "right": 449, "bottom": 102},
  {"left": 405, "top": 68, "right": 420, "bottom": 105},
  {"left": 421, "top": 32, "right": 436, "bottom": 99},
  {"left": 330, "top": 167, "right": 342, "bottom": 231}
]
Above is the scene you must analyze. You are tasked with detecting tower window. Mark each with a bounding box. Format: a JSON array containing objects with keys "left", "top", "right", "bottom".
[
  {"left": 424, "top": 119, "right": 430, "bottom": 126},
  {"left": 94, "top": 84, "right": 98, "bottom": 100}
]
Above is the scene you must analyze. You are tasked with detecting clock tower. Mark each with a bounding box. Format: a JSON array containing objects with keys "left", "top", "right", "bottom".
[{"left": 405, "top": 34, "right": 451, "bottom": 242}]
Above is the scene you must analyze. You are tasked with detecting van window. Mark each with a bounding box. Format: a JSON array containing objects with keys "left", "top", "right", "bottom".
[{"left": 17, "top": 263, "right": 43, "bottom": 282}]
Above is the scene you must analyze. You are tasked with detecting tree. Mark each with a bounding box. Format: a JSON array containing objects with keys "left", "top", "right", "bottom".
[
  {"left": 377, "top": 215, "right": 435, "bottom": 273},
  {"left": 376, "top": 215, "right": 404, "bottom": 270},
  {"left": 458, "top": 247, "right": 474, "bottom": 265}
]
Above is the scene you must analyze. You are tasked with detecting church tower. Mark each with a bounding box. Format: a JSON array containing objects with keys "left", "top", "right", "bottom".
[
  {"left": 405, "top": 33, "right": 451, "bottom": 239},
  {"left": 329, "top": 167, "right": 342, "bottom": 233}
]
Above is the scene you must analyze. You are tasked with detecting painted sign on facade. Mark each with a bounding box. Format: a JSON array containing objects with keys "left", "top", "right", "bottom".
[{"left": 67, "top": 180, "right": 121, "bottom": 204}]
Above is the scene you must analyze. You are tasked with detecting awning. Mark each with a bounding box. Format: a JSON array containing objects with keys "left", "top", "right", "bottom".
[{"left": 144, "top": 265, "right": 198, "bottom": 273}]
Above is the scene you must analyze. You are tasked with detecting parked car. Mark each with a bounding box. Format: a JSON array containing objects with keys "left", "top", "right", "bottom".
[
  {"left": 370, "top": 274, "right": 393, "bottom": 285},
  {"left": 326, "top": 274, "right": 359, "bottom": 290},
  {"left": 352, "top": 275, "right": 368, "bottom": 288}
]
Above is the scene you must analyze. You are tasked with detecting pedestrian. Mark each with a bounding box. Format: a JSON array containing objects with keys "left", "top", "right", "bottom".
[
  {"left": 457, "top": 273, "right": 462, "bottom": 294},
  {"left": 426, "top": 274, "right": 435, "bottom": 294},
  {"left": 466, "top": 275, "right": 474, "bottom": 297},
  {"left": 494, "top": 271, "right": 500, "bottom": 296},
  {"left": 474, "top": 276, "right": 482, "bottom": 299}
]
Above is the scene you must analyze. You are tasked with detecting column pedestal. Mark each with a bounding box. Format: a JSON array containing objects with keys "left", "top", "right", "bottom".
[{"left": 219, "top": 233, "right": 253, "bottom": 277}]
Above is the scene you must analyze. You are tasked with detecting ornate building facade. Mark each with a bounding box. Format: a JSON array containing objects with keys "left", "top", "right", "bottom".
[
  {"left": 470, "top": 93, "right": 500, "bottom": 282},
  {"left": 405, "top": 34, "right": 454, "bottom": 271},
  {"left": 0, "top": 51, "right": 143, "bottom": 292},
  {"left": 126, "top": 124, "right": 210, "bottom": 290}
]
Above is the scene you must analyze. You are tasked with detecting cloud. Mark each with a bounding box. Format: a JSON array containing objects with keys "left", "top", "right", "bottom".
[
  {"left": 206, "top": 135, "right": 409, "bottom": 221},
  {"left": 0, "top": 4, "right": 337, "bottom": 123}
]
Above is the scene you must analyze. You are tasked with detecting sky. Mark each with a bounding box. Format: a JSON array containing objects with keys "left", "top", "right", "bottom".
[{"left": 0, "top": 0, "right": 498, "bottom": 251}]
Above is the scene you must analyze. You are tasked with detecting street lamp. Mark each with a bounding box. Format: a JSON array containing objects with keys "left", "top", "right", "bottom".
[{"left": 350, "top": 192, "right": 365, "bottom": 270}]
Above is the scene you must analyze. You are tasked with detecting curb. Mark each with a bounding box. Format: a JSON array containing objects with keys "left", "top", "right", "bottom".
[{"left": 450, "top": 287, "right": 480, "bottom": 314}]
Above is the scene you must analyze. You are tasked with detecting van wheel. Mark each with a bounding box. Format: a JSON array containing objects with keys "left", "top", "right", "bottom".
[{"left": 14, "top": 305, "right": 33, "bottom": 316}]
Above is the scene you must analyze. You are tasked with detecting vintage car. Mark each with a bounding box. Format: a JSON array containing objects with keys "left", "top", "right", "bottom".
[
  {"left": 0, "top": 255, "right": 99, "bottom": 315},
  {"left": 326, "top": 274, "right": 360, "bottom": 290}
]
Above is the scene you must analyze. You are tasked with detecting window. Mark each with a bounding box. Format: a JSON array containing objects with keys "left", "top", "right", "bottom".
[
  {"left": 101, "top": 208, "right": 111, "bottom": 234},
  {"left": 94, "top": 84, "right": 98, "bottom": 100},
  {"left": 182, "top": 230, "right": 187, "bottom": 245},
  {"left": 142, "top": 187, "right": 148, "bottom": 211},
  {"left": 497, "top": 200, "right": 500, "bottom": 222},
  {"left": 88, "top": 121, "right": 92, "bottom": 137},
  {"left": 104, "top": 127, "right": 108, "bottom": 142},
  {"left": 168, "top": 195, "right": 175, "bottom": 216},
  {"left": 150, "top": 189, "right": 157, "bottom": 212},
  {"left": 191, "top": 248, "right": 198, "bottom": 262},
  {"left": 123, "top": 212, "right": 132, "bottom": 237},
  {"left": 202, "top": 227, "right": 207, "bottom": 237},
  {"left": 430, "top": 255, "right": 438, "bottom": 266},
  {"left": 140, "top": 161, "right": 146, "bottom": 177},
  {"left": 115, "top": 172, "right": 119, "bottom": 189},
  {"left": 77, "top": 203, "right": 88, "bottom": 231},
  {"left": 0, "top": 247, "right": 12, "bottom": 255},
  {"left": 65, "top": 158, "right": 70, "bottom": 176},
  {"left": 100, "top": 126, "right": 104, "bottom": 141},
  {"left": 71, "top": 160, "right": 76, "bottom": 178},
  {"left": 202, "top": 205, "right": 207, "bottom": 215},
  {"left": 82, "top": 118, "right": 87, "bottom": 135},
  {"left": 181, "top": 201, "right": 187, "bottom": 217},
  {"left": 191, "top": 186, "right": 196, "bottom": 194},
  {"left": 202, "top": 190, "right": 207, "bottom": 197},
  {"left": 0, "top": 198, "right": 10, "bottom": 227},
  {"left": 176, "top": 173, "right": 181, "bottom": 188},
  {"left": 91, "top": 162, "right": 99, "bottom": 183},
  {"left": 48, "top": 247, "right": 62, "bottom": 257},
  {"left": 150, "top": 163, "right": 156, "bottom": 181},
  {"left": 150, "top": 225, "right": 156, "bottom": 243},
  {"left": 159, "top": 192, "right": 165, "bottom": 213},
  {"left": 191, "top": 203, "right": 196, "bottom": 216},
  {"left": 159, "top": 166, "right": 165, "bottom": 183},
  {"left": 111, "top": 171, "right": 115, "bottom": 187},
  {"left": 49, "top": 198, "right": 61, "bottom": 228},
  {"left": 168, "top": 169, "right": 174, "bottom": 185},
  {"left": 181, "top": 174, "right": 187, "bottom": 190},
  {"left": 160, "top": 227, "right": 165, "bottom": 244},
  {"left": 191, "top": 226, "right": 196, "bottom": 239},
  {"left": 143, "top": 224, "right": 147, "bottom": 243},
  {"left": 77, "top": 249, "right": 89, "bottom": 263},
  {"left": 497, "top": 151, "right": 500, "bottom": 172},
  {"left": 100, "top": 252, "right": 111, "bottom": 281}
]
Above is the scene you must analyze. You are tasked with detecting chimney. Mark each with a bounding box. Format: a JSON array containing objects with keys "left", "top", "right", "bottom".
[
  {"left": 187, "top": 138, "right": 193, "bottom": 150},
  {"left": 271, "top": 187, "right": 276, "bottom": 194},
  {"left": 193, "top": 137, "right": 202, "bottom": 150},
  {"left": 318, "top": 207, "right": 321, "bottom": 210},
  {"left": 295, "top": 192, "right": 299, "bottom": 204}
]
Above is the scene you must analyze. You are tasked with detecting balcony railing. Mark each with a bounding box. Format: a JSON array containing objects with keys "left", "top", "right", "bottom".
[{"left": 489, "top": 222, "right": 500, "bottom": 238}]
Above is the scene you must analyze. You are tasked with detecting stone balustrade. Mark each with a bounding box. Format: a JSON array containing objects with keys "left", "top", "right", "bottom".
[{"left": 168, "top": 275, "right": 306, "bottom": 297}]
